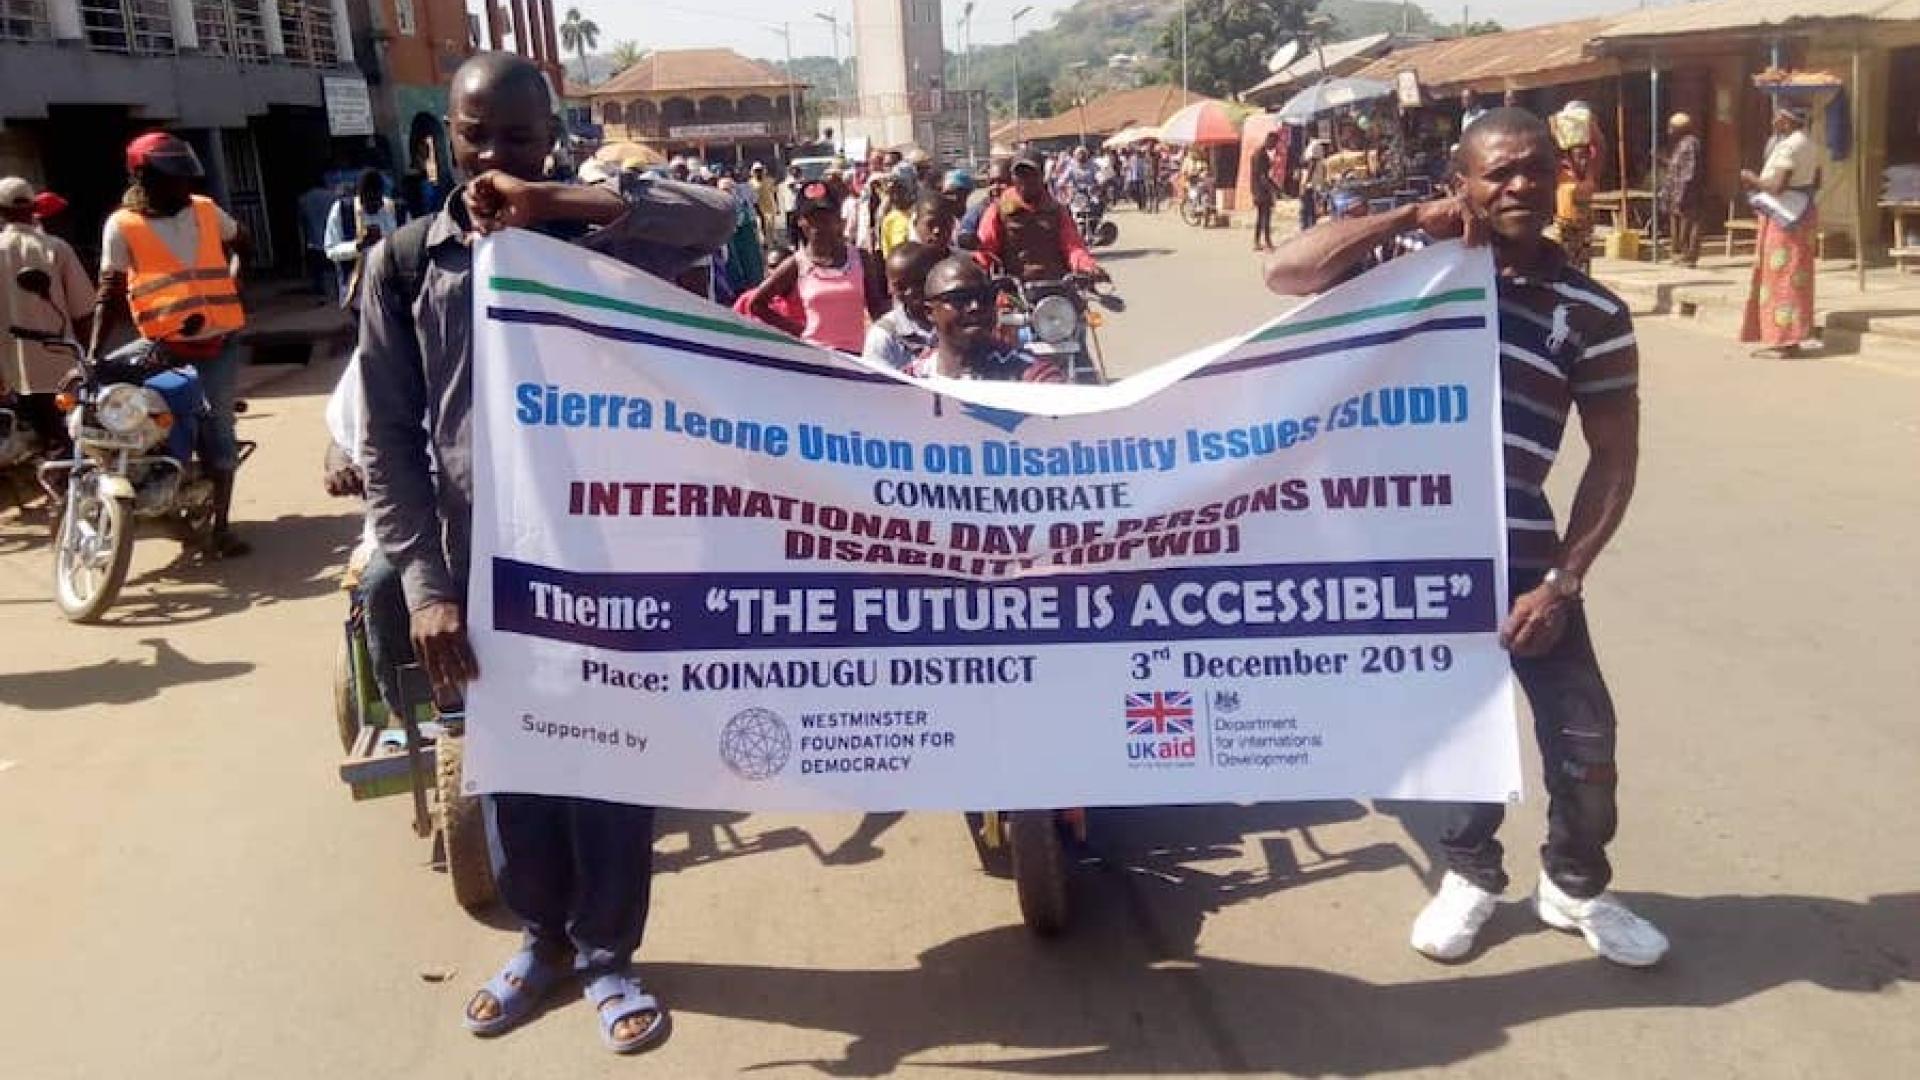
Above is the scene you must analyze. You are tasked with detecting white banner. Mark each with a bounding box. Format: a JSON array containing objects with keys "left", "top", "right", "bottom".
[{"left": 466, "top": 232, "right": 1521, "bottom": 810}]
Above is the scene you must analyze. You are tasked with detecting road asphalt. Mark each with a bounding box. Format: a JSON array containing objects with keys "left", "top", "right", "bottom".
[{"left": 1, "top": 207, "right": 1915, "bottom": 1079}]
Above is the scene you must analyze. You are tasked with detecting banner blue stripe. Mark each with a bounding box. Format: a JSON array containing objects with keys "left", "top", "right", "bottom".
[
  {"left": 1197, "top": 316, "right": 1491, "bottom": 379},
  {"left": 489, "top": 306, "right": 1489, "bottom": 387},
  {"left": 487, "top": 306, "right": 902, "bottom": 385}
]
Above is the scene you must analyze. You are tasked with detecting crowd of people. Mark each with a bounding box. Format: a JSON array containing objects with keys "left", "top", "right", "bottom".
[{"left": 17, "top": 43, "right": 1846, "bottom": 1060}]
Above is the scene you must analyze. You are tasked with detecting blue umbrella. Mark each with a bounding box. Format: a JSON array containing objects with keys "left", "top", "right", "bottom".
[{"left": 1277, "top": 77, "right": 1394, "bottom": 124}]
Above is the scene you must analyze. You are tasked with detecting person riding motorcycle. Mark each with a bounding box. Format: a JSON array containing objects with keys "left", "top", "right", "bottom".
[
  {"left": 972, "top": 150, "right": 1107, "bottom": 285},
  {"left": 95, "top": 132, "right": 253, "bottom": 556}
]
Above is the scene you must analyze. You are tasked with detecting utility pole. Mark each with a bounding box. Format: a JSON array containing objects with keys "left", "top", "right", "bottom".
[
  {"left": 1012, "top": 5, "right": 1033, "bottom": 145},
  {"left": 773, "top": 22, "right": 801, "bottom": 155},
  {"left": 815, "top": 11, "right": 843, "bottom": 152},
  {"left": 962, "top": 2, "right": 976, "bottom": 164},
  {"left": 1181, "top": 0, "right": 1189, "bottom": 105}
]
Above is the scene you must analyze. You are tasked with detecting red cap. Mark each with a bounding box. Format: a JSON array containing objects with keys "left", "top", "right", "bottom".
[
  {"left": 126, "top": 132, "right": 205, "bottom": 178},
  {"left": 32, "top": 191, "right": 68, "bottom": 219}
]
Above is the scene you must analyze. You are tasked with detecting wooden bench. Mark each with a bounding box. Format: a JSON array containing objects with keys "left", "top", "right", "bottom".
[{"left": 1721, "top": 199, "right": 1851, "bottom": 261}]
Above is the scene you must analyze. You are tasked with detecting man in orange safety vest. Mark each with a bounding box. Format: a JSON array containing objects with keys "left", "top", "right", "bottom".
[{"left": 97, "top": 132, "right": 255, "bottom": 556}]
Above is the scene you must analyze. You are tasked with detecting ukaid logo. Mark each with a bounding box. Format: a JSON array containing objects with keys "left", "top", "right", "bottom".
[{"left": 1125, "top": 691, "right": 1198, "bottom": 766}]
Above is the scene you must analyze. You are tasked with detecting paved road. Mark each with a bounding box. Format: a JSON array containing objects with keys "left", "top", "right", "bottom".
[{"left": 2, "top": 209, "right": 1916, "bottom": 1079}]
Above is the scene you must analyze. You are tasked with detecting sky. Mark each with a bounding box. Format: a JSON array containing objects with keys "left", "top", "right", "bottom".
[{"left": 556, "top": 0, "right": 1675, "bottom": 61}]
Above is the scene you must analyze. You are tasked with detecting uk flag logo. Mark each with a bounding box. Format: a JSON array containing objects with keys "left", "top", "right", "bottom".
[{"left": 1125, "top": 691, "right": 1195, "bottom": 736}]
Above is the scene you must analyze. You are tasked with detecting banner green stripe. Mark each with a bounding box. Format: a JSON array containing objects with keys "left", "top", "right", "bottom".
[
  {"left": 1249, "top": 288, "right": 1488, "bottom": 344},
  {"left": 489, "top": 276, "right": 795, "bottom": 345}
]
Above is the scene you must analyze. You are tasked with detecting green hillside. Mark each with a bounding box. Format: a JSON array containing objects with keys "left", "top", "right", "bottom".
[{"left": 951, "top": 0, "right": 1444, "bottom": 119}]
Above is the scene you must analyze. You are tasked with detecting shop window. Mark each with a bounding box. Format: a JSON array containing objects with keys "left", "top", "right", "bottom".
[
  {"left": 699, "top": 96, "right": 736, "bottom": 122},
  {"left": 279, "top": 0, "right": 339, "bottom": 67},
  {"left": 193, "top": 1, "right": 270, "bottom": 62},
  {"left": 662, "top": 98, "right": 696, "bottom": 128},
  {"left": 80, "top": 0, "right": 176, "bottom": 55},
  {"left": 602, "top": 101, "right": 625, "bottom": 126},
  {"left": 0, "top": 0, "right": 53, "bottom": 43},
  {"left": 738, "top": 95, "right": 772, "bottom": 121}
]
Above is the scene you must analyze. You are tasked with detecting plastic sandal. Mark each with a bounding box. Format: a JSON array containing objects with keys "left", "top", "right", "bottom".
[
  {"left": 585, "top": 971, "right": 668, "bottom": 1054},
  {"left": 462, "top": 948, "right": 563, "bottom": 1037}
]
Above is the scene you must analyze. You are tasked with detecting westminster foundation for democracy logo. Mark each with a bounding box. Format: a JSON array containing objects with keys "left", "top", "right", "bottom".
[
  {"left": 1125, "top": 690, "right": 1198, "bottom": 766},
  {"left": 721, "top": 707, "right": 792, "bottom": 780}
]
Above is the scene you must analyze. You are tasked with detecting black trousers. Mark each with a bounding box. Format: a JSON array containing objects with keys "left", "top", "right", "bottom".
[
  {"left": 1254, "top": 197, "right": 1275, "bottom": 247},
  {"left": 487, "top": 794, "right": 658, "bottom": 975},
  {"left": 1440, "top": 570, "right": 1620, "bottom": 899}
]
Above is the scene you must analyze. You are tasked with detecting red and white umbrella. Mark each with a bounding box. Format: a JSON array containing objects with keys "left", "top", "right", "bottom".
[{"left": 1157, "top": 100, "right": 1242, "bottom": 147}]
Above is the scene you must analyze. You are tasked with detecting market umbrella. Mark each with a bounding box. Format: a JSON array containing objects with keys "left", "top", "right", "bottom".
[
  {"left": 594, "top": 141, "right": 667, "bottom": 169},
  {"left": 1276, "top": 77, "right": 1393, "bottom": 124},
  {"left": 1157, "top": 101, "right": 1242, "bottom": 147}
]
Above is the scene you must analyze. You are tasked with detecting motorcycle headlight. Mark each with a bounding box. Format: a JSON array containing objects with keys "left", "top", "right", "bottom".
[
  {"left": 1031, "top": 295, "right": 1079, "bottom": 344},
  {"left": 95, "top": 384, "right": 162, "bottom": 443}
]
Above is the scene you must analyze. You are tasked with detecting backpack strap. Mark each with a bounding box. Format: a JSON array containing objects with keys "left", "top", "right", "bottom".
[{"left": 386, "top": 216, "right": 434, "bottom": 309}]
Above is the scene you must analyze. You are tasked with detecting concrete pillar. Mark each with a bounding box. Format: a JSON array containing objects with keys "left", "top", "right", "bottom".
[
  {"left": 260, "top": 0, "right": 286, "bottom": 57},
  {"left": 48, "top": 0, "right": 83, "bottom": 42},
  {"left": 167, "top": 0, "right": 200, "bottom": 51},
  {"left": 330, "top": 0, "right": 354, "bottom": 66},
  {"left": 485, "top": 1, "right": 503, "bottom": 50},
  {"left": 510, "top": 0, "right": 529, "bottom": 57},
  {"left": 527, "top": 0, "right": 546, "bottom": 65}
]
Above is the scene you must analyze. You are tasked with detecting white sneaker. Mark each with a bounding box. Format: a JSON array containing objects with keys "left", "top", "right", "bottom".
[
  {"left": 1410, "top": 871, "right": 1500, "bottom": 961},
  {"left": 1534, "top": 872, "right": 1670, "bottom": 967}
]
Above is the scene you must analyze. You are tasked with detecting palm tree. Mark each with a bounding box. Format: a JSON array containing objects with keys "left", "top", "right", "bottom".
[
  {"left": 608, "top": 40, "right": 644, "bottom": 75},
  {"left": 559, "top": 7, "right": 601, "bottom": 83}
]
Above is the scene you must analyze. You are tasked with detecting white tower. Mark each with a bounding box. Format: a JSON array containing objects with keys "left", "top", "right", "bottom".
[{"left": 849, "top": 0, "right": 952, "bottom": 153}]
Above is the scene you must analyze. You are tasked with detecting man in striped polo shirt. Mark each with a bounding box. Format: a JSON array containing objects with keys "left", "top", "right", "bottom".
[{"left": 1265, "top": 108, "right": 1667, "bottom": 968}]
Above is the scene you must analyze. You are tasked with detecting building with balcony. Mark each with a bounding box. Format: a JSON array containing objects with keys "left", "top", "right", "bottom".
[
  {"left": 0, "top": 0, "right": 360, "bottom": 270},
  {"left": 343, "top": 1, "right": 563, "bottom": 224},
  {"left": 586, "top": 48, "right": 805, "bottom": 167}
]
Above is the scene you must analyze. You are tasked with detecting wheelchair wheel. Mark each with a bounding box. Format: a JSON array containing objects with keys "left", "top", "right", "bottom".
[
  {"left": 436, "top": 733, "right": 497, "bottom": 913},
  {"left": 1009, "top": 810, "right": 1070, "bottom": 936}
]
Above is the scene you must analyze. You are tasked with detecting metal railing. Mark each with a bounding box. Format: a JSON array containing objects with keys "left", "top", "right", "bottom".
[
  {"left": 0, "top": 0, "right": 53, "bottom": 43},
  {"left": 79, "top": 0, "right": 176, "bottom": 55},
  {"left": 279, "top": 0, "right": 339, "bottom": 67},
  {"left": 194, "top": 0, "right": 270, "bottom": 62}
]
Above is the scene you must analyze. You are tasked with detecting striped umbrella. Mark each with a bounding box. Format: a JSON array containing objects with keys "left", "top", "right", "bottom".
[{"left": 1157, "top": 101, "right": 1242, "bottom": 147}]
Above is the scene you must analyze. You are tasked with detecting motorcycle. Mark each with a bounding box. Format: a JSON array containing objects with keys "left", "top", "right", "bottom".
[
  {"left": 1178, "top": 176, "right": 1217, "bottom": 228},
  {"left": 1071, "top": 188, "right": 1120, "bottom": 249},
  {"left": 1000, "top": 272, "right": 1125, "bottom": 386},
  {"left": 11, "top": 267, "right": 253, "bottom": 622}
]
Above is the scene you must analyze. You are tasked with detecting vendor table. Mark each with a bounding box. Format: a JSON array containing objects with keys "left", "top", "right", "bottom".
[
  {"left": 1593, "top": 190, "right": 1654, "bottom": 233},
  {"left": 1883, "top": 201, "right": 1920, "bottom": 273}
]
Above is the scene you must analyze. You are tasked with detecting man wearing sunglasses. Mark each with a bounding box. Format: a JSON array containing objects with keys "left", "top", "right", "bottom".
[{"left": 904, "top": 257, "right": 1063, "bottom": 382}]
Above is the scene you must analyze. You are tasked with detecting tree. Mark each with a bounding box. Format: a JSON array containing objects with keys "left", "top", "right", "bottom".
[
  {"left": 1157, "top": 0, "right": 1315, "bottom": 99},
  {"left": 608, "top": 40, "right": 645, "bottom": 74},
  {"left": 559, "top": 7, "right": 601, "bottom": 84}
]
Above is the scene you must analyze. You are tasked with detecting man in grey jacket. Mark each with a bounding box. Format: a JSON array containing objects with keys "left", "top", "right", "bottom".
[{"left": 358, "top": 52, "right": 732, "bottom": 1054}]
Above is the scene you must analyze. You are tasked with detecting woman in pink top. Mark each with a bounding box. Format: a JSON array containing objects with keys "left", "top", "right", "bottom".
[{"left": 748, "top": 180, "right": 880, "bottom": 353}]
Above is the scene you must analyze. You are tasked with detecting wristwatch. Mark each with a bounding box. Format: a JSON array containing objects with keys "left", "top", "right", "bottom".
[{"left": 1543, "top": 568, "right": 1583, "bottom": 600}]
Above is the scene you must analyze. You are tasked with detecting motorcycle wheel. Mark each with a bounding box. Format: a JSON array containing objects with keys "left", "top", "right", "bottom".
[
  {"left": 1008, "top": 809, "right": 1070, "bottom": 936},
  {"left": 1179, "top": 199, "right": 1203, "bottom": 227},
  {"left": 1096, "top": 221, "right": 1119, "bottom": 248},
  {"left": 52, "top": 478, "right": 133, "bottom": 624},
  {"left": 436, "top": 733, "right": 497, "bottom": 913}
]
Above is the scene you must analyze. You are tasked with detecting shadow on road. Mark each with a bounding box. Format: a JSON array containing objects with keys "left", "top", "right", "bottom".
[
  {"left": 101, "top": 511, "right": 359, "bottom": 626},
  {"left": 0, "top": 636, "right": 253, "bottom": 712},
  {"left": 652, "top": 811, "right": 911, "bottom": 873},
  {"left": 1099, "top": 247, "right": 1175, "bottom": 262},
  {"left": 655, "top": 887, "right": 1919, "bottom": 1076}
]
